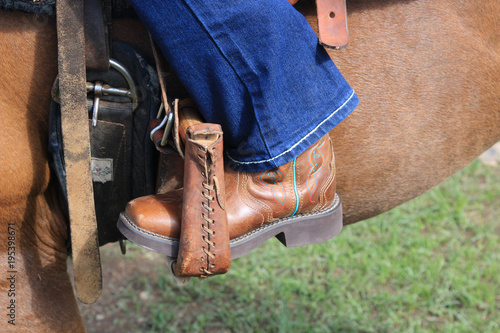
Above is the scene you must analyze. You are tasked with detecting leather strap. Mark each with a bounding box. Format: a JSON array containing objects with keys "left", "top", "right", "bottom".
[
  {"left": 149, "top": 36, "right": 189, "bottom": 159},
  {"left": 174, "top": 123, "right": 231, "bottom": 277},
  {"left": 56, "top": 0, "right": 102, "bottom": 304},
  {"left": 172, "top": 99, "right": 185, "bottom": 157},
  {"left": 150, "top": 36, "right": 170, "bottom": 116},
  {"left": 84, "top": 0, "right": 110, "bottom": 71},
  {"left": 316, "top": 0, "right": 349, "bottom": 49}
]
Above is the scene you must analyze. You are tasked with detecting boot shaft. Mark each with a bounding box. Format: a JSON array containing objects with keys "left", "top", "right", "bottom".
[{"left": 225, "top": 135, "right": 336, "bottom": 239}]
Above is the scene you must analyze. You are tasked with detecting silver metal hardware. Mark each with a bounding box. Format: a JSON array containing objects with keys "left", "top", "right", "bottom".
[
  {"left": 91, "top": 81, "right": 103, "bottom": 127},
  {"left": 86, "top": 58, "right": 139, "bottom": 126},
  {"left": 109, "top": 59, "right": 138, "bottom": 110},
  {"left": 150, "top": 103, "right": 174, "bottom": 146}
]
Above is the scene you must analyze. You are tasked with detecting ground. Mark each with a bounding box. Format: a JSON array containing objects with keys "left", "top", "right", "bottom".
[{"left": 74, "top": 148, "right": 500, "bottom": 333}]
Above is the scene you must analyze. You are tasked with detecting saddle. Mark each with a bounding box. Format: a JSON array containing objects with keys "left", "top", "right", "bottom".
[{"left": 53, "top": 0, "right": 350, "bottom": 303}]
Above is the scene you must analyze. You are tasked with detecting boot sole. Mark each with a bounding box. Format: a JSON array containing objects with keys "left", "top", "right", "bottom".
[{"left": 117, "top": 193, "right": 343, "bottom": 259}]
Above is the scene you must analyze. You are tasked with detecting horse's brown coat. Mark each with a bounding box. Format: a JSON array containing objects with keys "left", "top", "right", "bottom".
[
  {"left": 0, "top": 13, "right": 85, "bottom": 333},
  {"left": 0, "top": 1, "right": 498, "bottom": 331},
  {"left": 323, "top": 0, "right": 500, "bottom": 223}
]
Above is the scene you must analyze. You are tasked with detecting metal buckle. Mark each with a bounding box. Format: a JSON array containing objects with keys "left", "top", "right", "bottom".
[
  {"left": 51, "top": 59, "right": 139, "bottom": 126},
  {"left": 150, "top": 103, "right": 174, "bottom": 146},
  {"left": 87, "top": 58, "right": 138, "bottom": 127}
]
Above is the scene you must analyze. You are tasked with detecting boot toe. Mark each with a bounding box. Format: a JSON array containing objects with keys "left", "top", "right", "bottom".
[{"left": 125, "top": 189, "right": 183, "bottom": 239}]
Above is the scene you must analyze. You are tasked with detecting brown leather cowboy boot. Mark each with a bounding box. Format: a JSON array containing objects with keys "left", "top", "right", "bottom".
[{"left": 118, "top": 134, "right": 342, "bottom": 259}]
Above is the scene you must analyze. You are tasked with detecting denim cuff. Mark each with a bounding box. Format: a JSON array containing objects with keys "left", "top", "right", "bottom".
[{"left": 226, "top": 89, "right": 358, "bottom": 172}]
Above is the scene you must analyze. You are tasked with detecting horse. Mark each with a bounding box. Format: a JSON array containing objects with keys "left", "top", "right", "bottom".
[{"left": 0, "top": 0, "right": 498, "bottom": 331}]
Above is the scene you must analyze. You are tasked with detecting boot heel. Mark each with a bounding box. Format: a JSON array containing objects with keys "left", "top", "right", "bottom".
[{"left": 275, "top": 194, "right": 343, "bottom": 248}]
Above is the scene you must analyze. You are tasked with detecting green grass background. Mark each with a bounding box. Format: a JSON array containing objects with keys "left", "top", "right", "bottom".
[{"left": 83, "top": 160, "right": 499, "bottom": 332}]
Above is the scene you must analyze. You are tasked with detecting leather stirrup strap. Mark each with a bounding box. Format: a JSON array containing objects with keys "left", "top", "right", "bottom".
[
  {"left": 150, "top": 35, "right": 170, "bottom": 116},
  {"left": 174, "top": 123, "right": 231, "bottom": 277},
  {"left": 316, "top": 0, "right": 349, "bottom": 49},
  {"left": 56, "top": 0, "right": 102, "bottom": 304},
  {"left": 149, "top": 36, "right": 188, "bottom": 159},
  {"left": 84, "top": 0, "right": 110, "bottom": 71}
]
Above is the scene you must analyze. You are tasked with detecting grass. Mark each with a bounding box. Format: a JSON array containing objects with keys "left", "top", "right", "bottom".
[{"left": 81, "top": 160, "right": 500, "bottom": 332}]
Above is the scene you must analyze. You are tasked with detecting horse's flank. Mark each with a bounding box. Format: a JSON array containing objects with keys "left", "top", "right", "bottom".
[
  {"left": 322, "top": 0, "right": 500, "bottom": 223},
  {"left": 0, "top": 0, "right": 499, "bottom": 331}
]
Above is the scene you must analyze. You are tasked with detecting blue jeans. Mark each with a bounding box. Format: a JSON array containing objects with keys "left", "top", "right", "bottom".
[{"left": 129, "top": 0, "right": 358, "bottom": 171}]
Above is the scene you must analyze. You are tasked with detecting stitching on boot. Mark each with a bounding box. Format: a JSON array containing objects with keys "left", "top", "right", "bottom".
[
  {"left": 238, "top": 171, "right": 267, "bottom": 224},
  {"left": 231, "top": 194, "right": 340, "bottom": 244},
  {"left": 318, "top": 138, "right": 336, "bottom": 210},
  {"left": 307, "top": 138, "right": 327, "bottom": 203}
]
